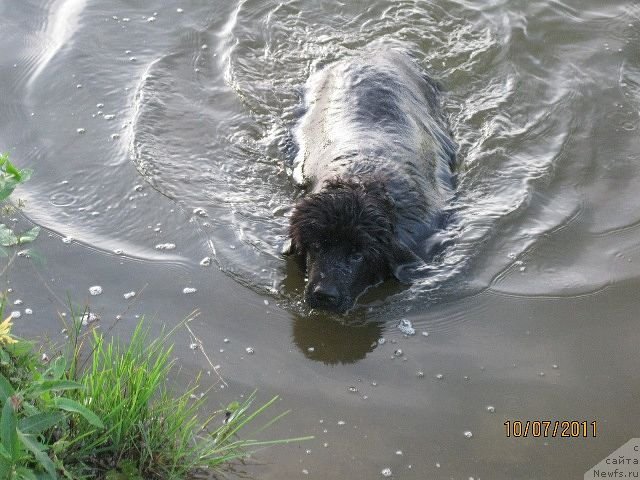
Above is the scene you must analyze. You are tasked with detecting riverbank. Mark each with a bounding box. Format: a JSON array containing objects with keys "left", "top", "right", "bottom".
[{"left": 0, "top": 307, "right": 308, "bottom": 479}]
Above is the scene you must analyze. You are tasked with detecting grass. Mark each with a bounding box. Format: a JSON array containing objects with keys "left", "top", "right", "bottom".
[
  {"left": 65, "top": 319, "right": 307, "bottom": 479},
  {"left": 0, "top": 304, "right": 311, "bottom": 479}
]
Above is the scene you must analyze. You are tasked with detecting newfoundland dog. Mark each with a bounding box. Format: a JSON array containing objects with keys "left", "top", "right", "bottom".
[{"left": 287, "top": 49, "right": 457, "bottom": 313}]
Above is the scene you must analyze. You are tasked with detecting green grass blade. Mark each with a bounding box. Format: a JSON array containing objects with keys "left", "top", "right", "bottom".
[
  {"left": 222, "top": 394, "right": 279, "bottom": 440},
  {"left": 255, "top": 409, "right": 291, "bottom": 434}
]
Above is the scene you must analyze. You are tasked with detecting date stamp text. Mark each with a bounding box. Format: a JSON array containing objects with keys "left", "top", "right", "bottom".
[{"left": 504, "top": 420, "right": 597, "bottom": 438}]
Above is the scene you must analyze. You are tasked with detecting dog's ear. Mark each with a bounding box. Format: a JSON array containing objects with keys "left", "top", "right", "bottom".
[{"left": 389, "top": 240, "right": 421, "bottom": 284}]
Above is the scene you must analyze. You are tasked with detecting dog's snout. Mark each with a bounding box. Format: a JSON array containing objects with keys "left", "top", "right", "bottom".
[{"left": 312, "top": 283, "right": 340, "bottom": 306}]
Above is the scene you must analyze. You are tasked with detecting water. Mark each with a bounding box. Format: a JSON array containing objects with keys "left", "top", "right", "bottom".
[{"left": 2, "top": 0, "right": 640, "bottom": 478}]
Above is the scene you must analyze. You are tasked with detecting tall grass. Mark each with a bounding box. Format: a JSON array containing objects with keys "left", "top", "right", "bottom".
[
  {"left": 67, "top": 322, "right": 312, "bottom": 478},
  {"left": 0, "top": 305, "right": 311, "bottom": 479}
]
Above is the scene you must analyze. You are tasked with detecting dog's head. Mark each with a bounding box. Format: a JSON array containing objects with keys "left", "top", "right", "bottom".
[{"left": 288, "top": 178, "right": 415, "bottom": 313}]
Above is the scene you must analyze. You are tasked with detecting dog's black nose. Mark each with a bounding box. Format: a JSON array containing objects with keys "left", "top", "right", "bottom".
[{"left": 312, "top": 284, "right": 340, "bottom": 306}]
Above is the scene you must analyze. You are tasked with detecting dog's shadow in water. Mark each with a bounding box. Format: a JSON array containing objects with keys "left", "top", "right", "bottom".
[
  {"left": 291, "top": 313, "right": 384, "bottom": 365},
  {"left": 283, "top": 256, "right": 409, "bottom": 365}
]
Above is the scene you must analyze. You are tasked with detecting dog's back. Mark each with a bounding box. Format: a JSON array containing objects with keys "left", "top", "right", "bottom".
[
  {"left": 292, "top": 48, "right": 456, "bottom": 246},
  {"left": 288, "top": 49, "right": 458, "bottom": 310}
]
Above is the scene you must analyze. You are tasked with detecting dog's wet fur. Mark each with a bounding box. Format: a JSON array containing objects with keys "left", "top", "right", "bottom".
[{"left": 287, "top": 49, "right": 457, "bottom": 313}]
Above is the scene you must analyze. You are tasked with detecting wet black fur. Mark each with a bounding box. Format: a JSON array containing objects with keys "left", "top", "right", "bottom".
[
  {"left": 289, "top": 177, "right": 405, "bottom": 278},
  {"left": 286, "top": 49, "right": 456, "bottom": 311}
]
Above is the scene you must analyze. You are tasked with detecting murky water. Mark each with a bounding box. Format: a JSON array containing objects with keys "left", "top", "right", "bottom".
[{"left": 2, "top": 0, "right": 640, "bottom": 478}]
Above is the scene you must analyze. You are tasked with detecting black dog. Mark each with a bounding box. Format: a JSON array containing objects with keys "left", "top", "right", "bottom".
[{"left": 287, "top": 49, "right": 456, "bottom": 313}]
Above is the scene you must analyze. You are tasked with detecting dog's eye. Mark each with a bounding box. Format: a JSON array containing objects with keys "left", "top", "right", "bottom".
[{"left": 350, "top": 252, "right": 364, "bottom": 263}]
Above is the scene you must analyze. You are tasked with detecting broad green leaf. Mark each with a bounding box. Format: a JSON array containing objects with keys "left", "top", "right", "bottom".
[
  {"left": 0, "top": 373, "right": 15, "bottom": 402},
  {"left": 54, "top": 398, "right": 104, "bottom": 429},
  {"left": 0, "top": 458, "right": 10, "bottom": 477},
  {"left": 17, "top": 227, "right": 40, "bottom": 245},
  {"left": 18, "top": 412, "right": 65, "bottom": 435},
  {"left": 0, "top": 177, "right": 20, "bottom": 202},
  {"left": 0, "top": 441, "right": 10, "bottom": 459},
  {"left": 35, "top": 471, "right": 56, "bottom": 480},
  {"left": 15, "top": 467, "right": 39, "bottom": 480},
  {"left": 46, "top": 356, "right": 66, "bottom": 381},
  {"left": 25, "top": 380, "right": 84, "bottom": 397},
  {"left": 1, "top": 397, "right": 18, "bottom": 459},
  {"left": 29, "top": 380, "right": 83, "bottom": 396},
  {"left": 17, "top": 430, "right": 56, "bottom": 479},
  {"left": 21, "top": 402, "right": 40, "bottom": 418},
  {"left": 0, "top": 224, "right": 18, "bottom": 247}
]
